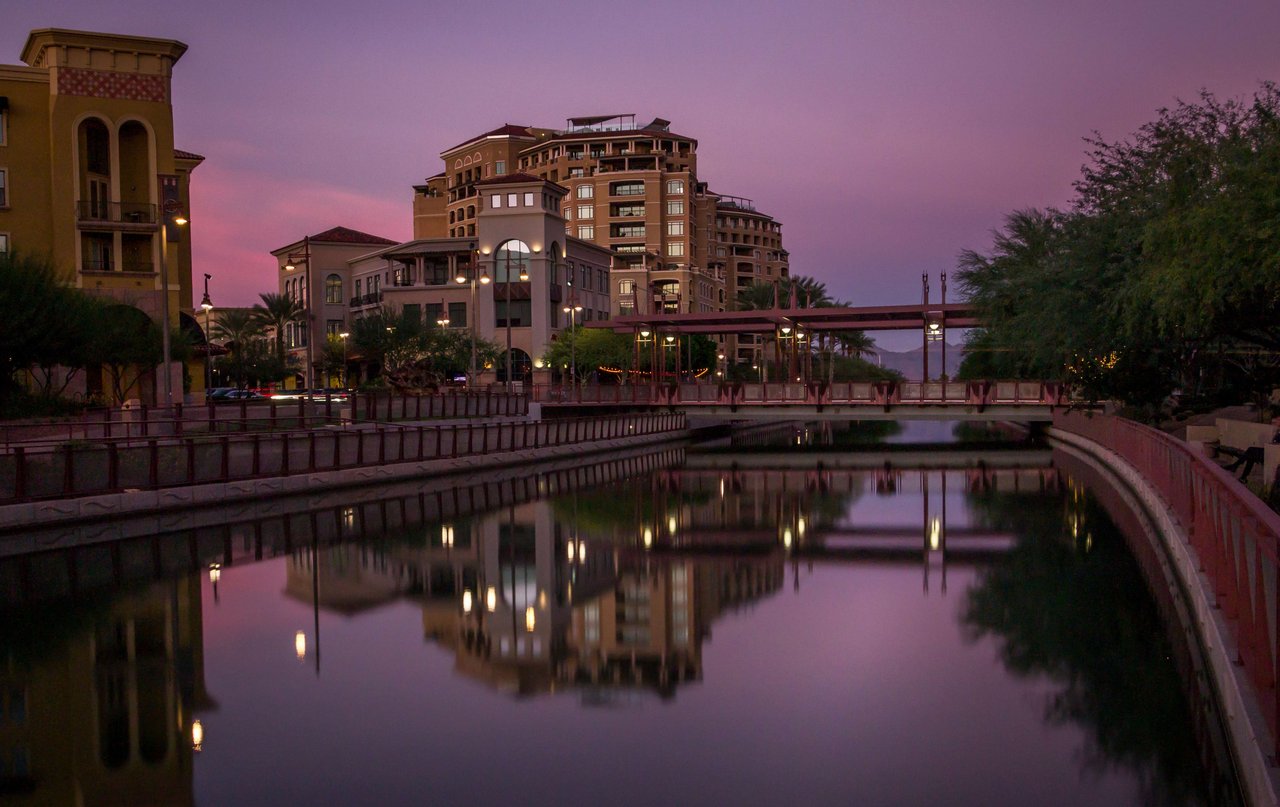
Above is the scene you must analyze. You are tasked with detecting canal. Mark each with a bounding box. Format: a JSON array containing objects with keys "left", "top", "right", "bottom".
[{"left": 0, "top": 423, "right": 1242, "bottom": 806}]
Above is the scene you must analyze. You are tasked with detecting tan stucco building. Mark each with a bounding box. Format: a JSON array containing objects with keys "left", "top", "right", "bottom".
[
  {"left": 411, "top": 115, "right": 789, "bottom": 365},
  {"left": 0, "top": 28, "right": 203, "bottom": 402}
]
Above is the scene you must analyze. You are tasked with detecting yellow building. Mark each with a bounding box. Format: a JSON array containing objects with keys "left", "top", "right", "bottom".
[{"left": 0, "top": 28, "right": 202, "bottom": 403}]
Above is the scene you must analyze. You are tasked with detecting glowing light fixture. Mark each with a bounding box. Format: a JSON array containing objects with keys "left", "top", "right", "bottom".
[
  {"left": 191, "top": 720, "right": 204, "bottom": 752},
  {"left": 295, "top": 630, "right": 307, "bottom": 661},
  {"left": 486, "top": 586, "right": 497, "bottom": 612},
  {"left": 462, "top": 589, "right": 474, "bottom": 614},
  {"left": 525, "top": 606, "right": 536, "bottom": 632}
]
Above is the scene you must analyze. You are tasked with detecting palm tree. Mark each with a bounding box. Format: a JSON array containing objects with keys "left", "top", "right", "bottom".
[
  {"left": 252, "top": 292, "right": 306, "bottom": 367},
  {"left": 212, "top": 309, "right": 266, "bottom": 390}
]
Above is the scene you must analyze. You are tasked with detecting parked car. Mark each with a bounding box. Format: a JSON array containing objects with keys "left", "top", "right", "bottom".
[
  {"left": 221, "top": 389, "right": 266, "bottom": 401},
  {"left": 206, "top": 387, "right": 235, "bottom": 400}
]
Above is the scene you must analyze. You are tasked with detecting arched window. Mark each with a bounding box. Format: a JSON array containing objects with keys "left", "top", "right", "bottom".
[
  {"left": 494, "top": 239, "right": 531, "bottom": 282},
  {"left": 325, "top": 274, "right": 343, "bottom": 304}
]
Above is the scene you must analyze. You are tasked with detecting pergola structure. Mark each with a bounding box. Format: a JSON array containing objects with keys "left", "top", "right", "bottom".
[{"left": 588, "top": 302, "right": 979, "bottom": 382}]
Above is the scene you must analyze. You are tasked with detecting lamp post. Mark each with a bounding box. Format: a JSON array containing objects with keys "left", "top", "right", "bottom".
[
  {"left": 562, "top": 300, "right": 583, "bottom": 387},
  {"left": 456, "top": 243, "right": 491, "bottom": 388},
  {"left": 200, "top": 273, "right": 213, "bottom": 397},
  {"left": 158, "top": 209, "right": 187, "bottom": 408},
  {"left": 338, "top": 331, "right": 349, "bottom": 389},
  {"left": 283, "top": 236, "right": 314, "bottom": 395}
]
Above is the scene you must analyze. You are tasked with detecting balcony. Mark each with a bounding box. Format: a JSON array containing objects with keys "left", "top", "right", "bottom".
[
  {"left": 76, "top": 201, "right": 158, "bottom": 229},
  {"left": 350, "top": 292, "right": 383, "bottom": 308}
]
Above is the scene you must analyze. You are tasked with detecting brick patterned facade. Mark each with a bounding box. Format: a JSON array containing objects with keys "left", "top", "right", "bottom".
[{"left": 56, "top": 67, "right": 168, "bottom": 103}]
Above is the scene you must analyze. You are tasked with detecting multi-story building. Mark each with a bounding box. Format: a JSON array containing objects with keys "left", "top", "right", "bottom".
[
  {"left": 353, "top": 174, "right": 613, "bottom": 384},
  {"left": 411, "top": 114, "right": 789, "bottom": 365},
  {"left": 0, "top": 28, "right": 202, "bottom": 402},
  {"left": 280, "top": 177, "right": 611, "bottom": 387},
  {"left": 270, "top": 227, "right": 397, "bottom": 389}
]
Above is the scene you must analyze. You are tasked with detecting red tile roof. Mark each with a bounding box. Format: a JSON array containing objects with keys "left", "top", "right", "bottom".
[
  {"left": 442, "top": 124, "right": 536, "bottom": 155},
  {"left": 308, "top": 226, "right": 397, "bottom": 245},
  {"left": 174, "top": 148, "right": 205, "bottom": 161}
]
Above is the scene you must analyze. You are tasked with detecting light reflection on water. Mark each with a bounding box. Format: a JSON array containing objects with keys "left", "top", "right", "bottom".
[{"left": 0, "top": 438, "right": 1238, "bottom": 806}]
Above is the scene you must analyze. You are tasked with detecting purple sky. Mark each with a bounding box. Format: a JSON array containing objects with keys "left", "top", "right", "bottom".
[{"left": 7, "top": 1, "right": 1278, "bottom": 347}]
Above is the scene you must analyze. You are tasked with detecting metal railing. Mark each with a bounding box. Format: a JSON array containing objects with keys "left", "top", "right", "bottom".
[
  {"left": 531, "top": 380, "right": 1069, "bottom": 407},
  {"left": 0, "top": 412, "right": 685, "bottom": 504},
  {"left": 0, "top": 400, "right": 351, "bottom": 447},
  {"left": 75, "top": 201, "right": 158, "bottom": 225},
  {"left": 1053, "top": 410, "right": 1280, "bottom": 753},
  {"left": 352, "top": 391, "right": 528, "bottom": 421}
]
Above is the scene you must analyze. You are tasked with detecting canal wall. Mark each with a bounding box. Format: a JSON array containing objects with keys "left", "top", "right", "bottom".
[
  {"left": 1049, "top": 427, "right": 1280, "bottom": 807},
  {"left": 0, "top": 418, "right": 692, "bottom": 539}
]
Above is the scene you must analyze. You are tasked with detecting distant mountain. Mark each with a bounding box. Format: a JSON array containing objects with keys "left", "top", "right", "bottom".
[{"left": 871, "top": 342, "right": 964, "bottom": 380}]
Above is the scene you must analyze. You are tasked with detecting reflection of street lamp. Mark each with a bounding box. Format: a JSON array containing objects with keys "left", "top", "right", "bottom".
[
  {"left": 159, "top": 209, "right": 187, "bottom": 407},
  {"left": 200, "top": 273, "right": 213, "bottom": 397},
  {"left": 456, "top": 242, "right": 491, "bottom": 388},
  {"left": 191, "top": 719, "right": 204, "bottom": 752},
  {"left": 562, "top": 301, "right": 583, "bottom": 385}
]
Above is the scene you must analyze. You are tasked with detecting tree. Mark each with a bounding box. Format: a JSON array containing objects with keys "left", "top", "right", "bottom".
[
  {"left": 252, "top": 292, "right": 305, "bottom": 369},
  {"left": 84, "top": 301, "right": 163, "bottom": 402},
  {"left": 212, "top": 308, "right": 270, "bottom": 390},
  {"left": 0, "top": 253, "right": 91, "bottom": 403}
]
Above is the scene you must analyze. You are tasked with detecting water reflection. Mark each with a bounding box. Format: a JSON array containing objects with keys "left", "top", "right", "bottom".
[
  {"left": 0, "top": 576, "right": 209, "bottom": 804},
  {"left": 0, "top": 440, "right": 1239, "bottom": 806}
]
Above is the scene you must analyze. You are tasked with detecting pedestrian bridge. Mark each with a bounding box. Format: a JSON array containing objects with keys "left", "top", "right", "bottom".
[{"left": 532, "top": 380, "right": 1073, "bottom": 421}]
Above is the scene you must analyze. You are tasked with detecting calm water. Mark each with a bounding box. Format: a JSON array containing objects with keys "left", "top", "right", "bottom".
[{"left": 0, "top": 424, "right": 1240, "bottom": 806}]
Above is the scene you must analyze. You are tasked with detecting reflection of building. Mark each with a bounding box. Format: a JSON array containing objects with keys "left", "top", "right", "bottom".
[
  {"left": 0, "top": 577, "right": 209, "bottom": 806},
  {"left": 0, "top": 29, "right": 202, "bottom": 403},
  {"left": 275, "top": 499, "right": 782, "bottom": 699}
]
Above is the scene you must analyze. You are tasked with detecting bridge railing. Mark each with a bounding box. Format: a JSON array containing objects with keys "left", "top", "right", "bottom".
[
  {"left": 532, "top": 381, "right": 1069, "bottom": 407},
  {"left": 1053, "top": 410, "right": 1280, "bottom": 752}
]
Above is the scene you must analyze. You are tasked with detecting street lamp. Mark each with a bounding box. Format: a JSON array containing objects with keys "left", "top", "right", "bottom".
[
  {"left": 562, "top": 301, "right": 583, "bottom": 386},
  {"left": 200, "top": 273, "right": 213, "bottom": 398},
  {"left": 338, "top": 331, "right": 350, "bottom": 389},
  {"left": 158, "top": 208, "right": 187, "bottom": 408},
  {"left": 456, "top": 243, "right": 491, "bottom": 388},
  {"left": 283, "top": 235, "right": 314, "bottom": 395}
]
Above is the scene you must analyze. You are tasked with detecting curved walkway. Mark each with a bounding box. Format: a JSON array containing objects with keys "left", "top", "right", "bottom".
[{"left": 1052, "top": 412, "right": 1280, "bottom": 807}]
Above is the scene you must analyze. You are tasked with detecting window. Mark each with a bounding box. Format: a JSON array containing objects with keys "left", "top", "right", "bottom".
[
  {"left": 568, "top": 168, "right": 584, "bottom": 179},
  {"left": 495, "top": 160, "right": 506, "bottom": 174},
  {"left": 667, "top": 221, "right": 684, "bottom": 236},
  {"left": 667, "top": 179, "right": 684, "bottom": 195},
  {"left": 563, "top": 206, "right": 572, "bottom": 220},
  {"left": 615, "top": 244, "right": 645, "bottom": 254},
  {"left": 576, "top": 205, "right": 593, "bottom": 219},
  {"left": 611, "top": 181, "right": 644, "bottom": 196},
  {"left": 0, "top": 108, "right": 6, "bottom": 146},
  {"left": 577, "top": 225, "right": 594, "bottom": 240},
  {"left": 494, "top": 239, "right": 531, "bottom": 282},
  {"left": 667, "top": 200, "right": 684, "bottom": 216},
  {"left": 598, "top": 268, "right": 606, "bottom": 288},
  {"left": 612, "top": 224, "right": 645, "bottom": 238},
  {"left": 581, "top": 265, "right": 591, "bottom": 290},
  {"left": 524, "top": 192, "right": 534, "bottom": 206},
  {"left": 325, "top": 274, "right": 343, "bottom": 304},
  {"left": 0, "top": 234, "right": 8, "bottom": 253},
  {"left": 0, "top": 169, "right": 7, "bottom": 207},
  {"left": 495, "top": 299, "right": 532, "bottom": 327},
  {"left": 507, "top": 193, "right": 518, "bottom": 208},
  {"left": 667, "top": 242, "right": 685, "bottom": 257},
  {"left": 576, "top": 184, "right": 593, "bottom": 199},
  {"left": 449, "top": 302, "right": 467, "bottom": 327},
  {"left": 491, "top": 194, "right": 502, "bottom": 208},
  {"left": 354, "top": 278, "right": 362, "bottom": 299},
  {"left": 326, "top": 319, "right": 343, "bottom": 337}
]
